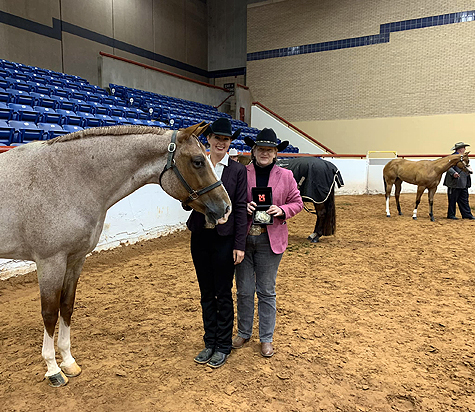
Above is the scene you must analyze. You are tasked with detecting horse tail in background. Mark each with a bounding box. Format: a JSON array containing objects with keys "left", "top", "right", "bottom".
[{"left": 322, "top": 186, "right": 336, "bottom": 236}]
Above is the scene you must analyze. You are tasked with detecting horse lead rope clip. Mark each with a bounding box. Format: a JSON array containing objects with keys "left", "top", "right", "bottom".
[{"left": 159, "top": 130, "right": 223, "bottom": 205}]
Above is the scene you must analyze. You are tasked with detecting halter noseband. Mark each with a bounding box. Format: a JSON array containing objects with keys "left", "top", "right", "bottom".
[{"left": 159, "top": 130, "right": 223, "bottom": 205}]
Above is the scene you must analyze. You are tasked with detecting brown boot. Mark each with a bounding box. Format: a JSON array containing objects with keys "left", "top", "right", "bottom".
[
  {"left": 232, "top": 336, "right": 249, "bottom": 349},
  {"left": 260, "top": 342, "right": 274, "bottom": 357}
]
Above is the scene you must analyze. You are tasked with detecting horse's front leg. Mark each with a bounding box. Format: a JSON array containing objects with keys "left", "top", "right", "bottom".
[
  {"left": 57, "top": 256, "right": 86, "bottom": 379},
  {"left": 384, "top": 179, "right": 393, "bottom": 217},
  {"left": 37, "top": 254, "right": 69, "bottom": 387},
  {"left": 427, "top": 187, "right": 437, "bottom": 221},
  {"left": 412, "top": 186, "right": 425, "bottom": 220}
]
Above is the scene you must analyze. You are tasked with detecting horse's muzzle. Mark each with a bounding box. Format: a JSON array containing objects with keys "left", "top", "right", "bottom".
[{"left": 205, "top": 204, "right": 231, "bottom": 226}]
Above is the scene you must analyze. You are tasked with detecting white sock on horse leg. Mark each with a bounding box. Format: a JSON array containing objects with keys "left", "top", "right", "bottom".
[
  {"left": 412, "top": 208, "right": 417, "bottom": 218},
  {"left": 42, "top": 329, "right": 61, "bottom": 377},
  {"left": 58, "top": 317, "right": 75, "bottom": 368},
  {"left": 386, "top": 198, "right": 390, "bottom": 216},
  {"left": 308, "top": 233, "right": 317, "bottom": 239}
]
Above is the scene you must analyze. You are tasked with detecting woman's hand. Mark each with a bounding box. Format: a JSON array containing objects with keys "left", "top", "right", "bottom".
[
  {"left": 247, "top": 201, "right": 257, "bottom": 215},
  {"left": 233, "top": 250, "right": 245, "bottom": 265},
  {"left": 266, "top": 205, "right": 284, "bottom": 217}
]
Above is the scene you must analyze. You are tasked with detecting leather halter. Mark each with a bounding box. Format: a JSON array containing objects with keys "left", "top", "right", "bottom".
[{"left": 159, "top": 130, "right": 223, "bottom": 205}]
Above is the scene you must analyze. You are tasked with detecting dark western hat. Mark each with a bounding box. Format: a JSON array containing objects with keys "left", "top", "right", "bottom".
[
  {"left": 452, "top": 141, "right": 470, "bottom": 151},
  {"left": 204, "top": 117, "right": 241, "bottom": 140},
  {"left": 244, "top": 128, "right": 289, "bottom": 152}
]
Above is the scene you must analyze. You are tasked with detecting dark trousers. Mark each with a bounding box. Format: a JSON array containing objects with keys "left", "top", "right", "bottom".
[
  {"left": 447, "top": 187, "right": 473, "bottom": 218},
  {"left": 190, "top": 229, "right": 234, "bottom": 354}
]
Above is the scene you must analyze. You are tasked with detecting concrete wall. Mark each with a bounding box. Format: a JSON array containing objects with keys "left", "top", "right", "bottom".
[
  {"left": 208, "top": 0, "right": 247, "bottom": 72},
  {"left": 0, "top": 0, "right": 209, "bottom": 85},
  {"left": 99, "top": 54, "right": 230, "bottom": 107},
  {"left": 246, "top": 0, "right": 475, "bottom": 155},
  {"left": 251, "top": 105, "right": 326, "bottom": 154}
]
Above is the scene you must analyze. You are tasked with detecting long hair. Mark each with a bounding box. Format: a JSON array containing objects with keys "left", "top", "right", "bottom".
[{"left": 321, "top": 186, "right": 336, "bottom": 236}]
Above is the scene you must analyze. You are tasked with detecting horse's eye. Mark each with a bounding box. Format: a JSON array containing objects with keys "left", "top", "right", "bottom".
[{"left": 192, "top": 159, "right": 205, "bottom": 168}]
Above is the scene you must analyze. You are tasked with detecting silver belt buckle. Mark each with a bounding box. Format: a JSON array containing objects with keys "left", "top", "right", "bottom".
[{"left": 249, "top": 225, "right": 262, "bottom": 236}]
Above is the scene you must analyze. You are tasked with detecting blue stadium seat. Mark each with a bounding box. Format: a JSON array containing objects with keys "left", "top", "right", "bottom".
[
  {"left": 62, "top": 124, "right": 84, "bottom": 134},
  {"left": 76, "top": 101, "right": 94, "bottom": 114},
  {"left": 102, "top": 96, "right": 126, "bottom": 106},
  {"left": 30, "top": 92, "right": 56, "bottom": 109},
  {"left": 95, "top": 114, "right": 117, "bottom": 126},
  {"left": 110, "top": 116, "right": 133, "bottom": 125},
  {"left": 9, "top": 121, "right": 43, "bottom": 142},
  {"left": 29, "top": 73, "right": 49, "bottom": 84},
  {"left": 37, "top": 123, "right": 68, "bottom": 140},
  {"left": 0, "top": 59, "right": 17, "bottom": 70},
  {"left": 6, "top": 77, "right": 31, "bottom": 92},
  {"left": 51, "top": 96, "right": 76, "bottom": 111},
  {"left": 83, "top": 91, "right": 102, "bottom": 103},
  {"left": 0, "top": 102, "right": 13, "bottom": 120},
  {"left": 90, "top": 102, "right": 109, "bottom": 115},
  {"left": 35, "top": 107, "right": 62, "bottom": 124},
  {"left": 26, "top": 81, "right": 50, "bottom": 94},
  {"left": 78, "top": 112, "right": 102, "bottom": 128},
  {"left": 0, "top": 88, "right": 9, "bottom": 104},
  {"left": 109, "top": 106, "right": 127, "bottom": 117},
  {"left": 0, "top": 120, "right": 14, "bottom": 145},
  {"left": 5, "top": 69, "right": 30, "bottom": 82},
  {"left": 6, "top": 89, "right": 35, "bottom": 106},
  {"left": 69, "top": 90, "right": 88, "bottom": 101},
  {"left": 8, "top": 103, "right": 40, "bottom": 122},
  {"left": 56, "top": 109, "right": 82, "bottom": 126},
  {"left": 47, "top": 85, "right": 70, "bottom": 98}
]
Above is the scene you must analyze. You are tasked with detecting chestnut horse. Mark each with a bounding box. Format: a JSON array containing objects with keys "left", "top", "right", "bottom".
[
  {"left": 0, "top": 123, "right": 231, "bottom": 387},
  {"left": 383, "top": 152, "right": 472, "bottom": 221}
]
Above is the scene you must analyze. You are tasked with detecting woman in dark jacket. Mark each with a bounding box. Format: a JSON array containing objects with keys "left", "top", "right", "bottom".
[{"left": 187, "top": 118, "right": 248, "bottom": 368}]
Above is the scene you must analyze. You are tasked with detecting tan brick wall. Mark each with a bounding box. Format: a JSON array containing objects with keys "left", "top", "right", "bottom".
[{"left": 247, "top": 0, "right": 475, "bottom": 122}]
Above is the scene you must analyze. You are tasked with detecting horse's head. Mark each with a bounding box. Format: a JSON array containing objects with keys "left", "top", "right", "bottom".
[
  {"left": 159, "top": 123, "right": 232, "bottom": 225},
  {"left": 457, "top": 152, "right": 473, "bottom": 174}
]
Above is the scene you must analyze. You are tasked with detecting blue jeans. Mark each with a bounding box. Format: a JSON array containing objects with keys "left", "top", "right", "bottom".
[{"left": 235, "top": 233, "right": 283, "bottom": 343}]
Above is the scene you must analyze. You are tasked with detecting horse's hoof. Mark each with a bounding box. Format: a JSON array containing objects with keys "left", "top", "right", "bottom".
[
  {"left": 307, "top": 236, "right": 314, "bottom": 241},
  {"left": 47, "top": 371, "right": 69, "bottom": 387},
  {"left": 398, "top": 212, "right": 403, "bottom": 216},
  {"left": 61, "top": 361, "right": 82, "bottom": 377},
  {"left": 412, "top": 217, "right": 417, "bottom": 220},
  {"left": 310, "top": 237, "right": 320, "bottom": 243}
]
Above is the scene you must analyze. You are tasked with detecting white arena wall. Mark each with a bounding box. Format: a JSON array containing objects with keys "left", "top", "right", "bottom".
[{"left": 0, "top": 153, "right": 470, "bottom": 280}]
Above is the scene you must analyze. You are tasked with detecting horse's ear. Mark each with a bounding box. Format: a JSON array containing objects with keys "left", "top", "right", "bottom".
[
  {"left": 179, "top": 122, "right": 209, "bottom": 142},
  {"left": 466, "top": 151, "right": 471, "bottom": 156}
]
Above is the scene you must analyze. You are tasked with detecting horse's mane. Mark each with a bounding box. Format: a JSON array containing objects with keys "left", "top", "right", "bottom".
[{"left": 45, "top": 125, "right": 167, "bottom": 145}]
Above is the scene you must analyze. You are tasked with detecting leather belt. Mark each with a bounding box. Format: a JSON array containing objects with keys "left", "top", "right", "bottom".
[{"left": 249, "top": 225, "right": 267, "bottom": 236}]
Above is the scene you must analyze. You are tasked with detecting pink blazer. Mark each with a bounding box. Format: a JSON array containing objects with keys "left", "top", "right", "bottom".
[{"left": 246, "top": 163, "right": 304, "bottom": 254}]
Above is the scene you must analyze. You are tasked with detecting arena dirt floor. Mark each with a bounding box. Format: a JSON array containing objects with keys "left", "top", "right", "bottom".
[{"left": 1, "top": 193, "right": 475, "bottom": 412}]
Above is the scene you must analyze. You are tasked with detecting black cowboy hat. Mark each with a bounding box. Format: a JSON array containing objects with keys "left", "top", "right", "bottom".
[
  {"left": 452, "top": 141, "right": 470, "bottom": 151},
  {"left": 244, "top": 128, "right": 289, "bottom": 152},
  {"left": 203, "top": 117, "right": 241, "bottom": 140}
]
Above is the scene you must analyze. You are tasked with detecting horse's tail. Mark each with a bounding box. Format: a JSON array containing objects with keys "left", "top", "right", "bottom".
[{"left": 322, "top": 186, "right": 336, "bottom": 236}]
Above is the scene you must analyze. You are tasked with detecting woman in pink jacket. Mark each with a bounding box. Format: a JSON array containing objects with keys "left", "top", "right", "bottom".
[{"left": 233, "top": 128, "right": 303, "bottom": 357}]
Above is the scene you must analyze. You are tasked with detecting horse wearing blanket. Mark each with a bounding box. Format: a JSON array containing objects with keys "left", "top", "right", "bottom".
[
  {"left": 277, "top": 157, "right": 344, "bottom": 242},
  {"left": 0, "top": 124, "right": 231, "bottom": 387}
]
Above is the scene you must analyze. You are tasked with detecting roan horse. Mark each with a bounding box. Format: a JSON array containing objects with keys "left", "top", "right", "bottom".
[
  {"left": 237, "top": 155, "right": 343, "bottom": 243},
  {"left": 383, "top": 152, "right": 472, "bottom": 221},
  {"left": 0, "top": 123, "right": 231, "bottom": 387}
]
